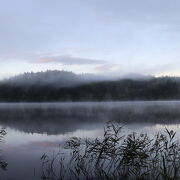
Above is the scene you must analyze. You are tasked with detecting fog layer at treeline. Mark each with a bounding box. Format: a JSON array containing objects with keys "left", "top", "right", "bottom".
[{"left": 0, "top": 70, "right": 179, "bottom": 101}]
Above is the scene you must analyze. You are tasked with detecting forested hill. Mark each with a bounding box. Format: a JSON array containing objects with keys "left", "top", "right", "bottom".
[
  {"left": 0, "top": 74, "right": 180, "bottom": 101},
  {"left": 2, "top": 70, "right": 103, "bottom": 88}
]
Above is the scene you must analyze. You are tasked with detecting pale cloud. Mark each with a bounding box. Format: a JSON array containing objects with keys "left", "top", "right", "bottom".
[
  {"left": 30, "top": 55, "right": 107, "bottom": 65},
  {"left": 95, "top": 63, "right": 121, "bottom": 72},
  {"left": 93, "top": 0, "right": 180, "bottom": 25},
  {"left": 94, "top": 61, "right": 180, "bottom": 77}
]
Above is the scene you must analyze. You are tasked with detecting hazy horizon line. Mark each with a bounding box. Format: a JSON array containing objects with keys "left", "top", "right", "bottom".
[{"left": 2, "top": 69, "right": 180, "bottom": 81}]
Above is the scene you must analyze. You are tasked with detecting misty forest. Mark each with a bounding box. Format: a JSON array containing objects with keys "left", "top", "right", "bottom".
[{"left": 0, "top": 70, "right": 179, "bottom": 101}]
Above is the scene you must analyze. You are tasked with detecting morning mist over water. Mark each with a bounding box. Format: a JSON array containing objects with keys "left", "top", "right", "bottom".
[
  {"left": 1, "top": 0, "right": 180, "bottom": 179},
  {"left": 0, "top": 101, "right": 180, "bottom": 179}
]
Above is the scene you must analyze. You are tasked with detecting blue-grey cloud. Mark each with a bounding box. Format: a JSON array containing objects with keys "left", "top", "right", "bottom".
[
  {"left": 93, "top": 0, "right": 180, "bottom": 25},
  {"left": 31, "top": 55, "right": 107, "bottom": 65}
]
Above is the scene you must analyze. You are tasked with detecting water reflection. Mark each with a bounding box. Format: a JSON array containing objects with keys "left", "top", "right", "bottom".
[
  {"left": 0, "top": 101, "right": 180, "bottom": 179},
  {"left": 0, "top": 101, "right": 180, "bottom": 135}
]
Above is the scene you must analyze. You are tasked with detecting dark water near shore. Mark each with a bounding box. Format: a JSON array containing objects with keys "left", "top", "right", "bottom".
[{"left": 1, "top": 101, "right": 180, "bottom": 180}]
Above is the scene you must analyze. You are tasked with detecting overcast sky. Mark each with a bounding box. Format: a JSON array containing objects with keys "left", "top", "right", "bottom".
[{"left": 1, "top": 0, "right": 180, "bottom": 78}]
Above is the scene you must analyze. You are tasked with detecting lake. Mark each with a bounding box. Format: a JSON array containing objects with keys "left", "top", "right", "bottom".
[{"left": 1, "top": 101, "right": 180, "bottom": 180}]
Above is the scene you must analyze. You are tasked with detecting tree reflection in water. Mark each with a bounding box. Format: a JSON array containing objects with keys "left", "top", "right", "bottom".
[{"left": 0, "top": 129, "right": 7, "bottom": 170}]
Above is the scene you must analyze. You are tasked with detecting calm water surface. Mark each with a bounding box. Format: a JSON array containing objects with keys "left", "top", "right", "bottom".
[{"left": 1, "top": 101, "right": 180, "bottom": 180}]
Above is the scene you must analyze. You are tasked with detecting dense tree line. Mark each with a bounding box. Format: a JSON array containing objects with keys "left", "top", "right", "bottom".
[{"left": 0, "top": 76, "right": 179, "bottom": 101}]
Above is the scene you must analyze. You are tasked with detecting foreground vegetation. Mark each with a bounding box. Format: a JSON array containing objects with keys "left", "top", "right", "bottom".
[
  {"left": 41, "top": 123, "right": 180, "bottom": 180},
  {"left": 0, "top": 76, "right": 180, "bottom": 101}
]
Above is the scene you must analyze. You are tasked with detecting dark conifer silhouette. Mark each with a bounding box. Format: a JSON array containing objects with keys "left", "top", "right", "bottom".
[{"left": 0, "top": 71, "right": 179, "bottom": 101}]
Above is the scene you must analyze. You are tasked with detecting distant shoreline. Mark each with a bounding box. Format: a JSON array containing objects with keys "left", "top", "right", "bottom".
[{"left": 1, "top": 77, "right": 180, "bottom": 102}]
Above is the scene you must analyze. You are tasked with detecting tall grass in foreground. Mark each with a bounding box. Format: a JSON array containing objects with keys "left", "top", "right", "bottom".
[{"left": 41, "top": 123, "right": 180, "bottom": 180}]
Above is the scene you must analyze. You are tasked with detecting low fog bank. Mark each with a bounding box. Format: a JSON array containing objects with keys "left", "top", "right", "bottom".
[
  {"left": 1, "top": 70, "right": 180, "bottom": 102},
  {"left": 0, "top": 102, "right": 180, "bottom": 134},
  {"left": 0, "top": 70, "right": 106, "bottom": 88},
  {"left": 0, "top": 70, "right": 152, "bottom": 87}
]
